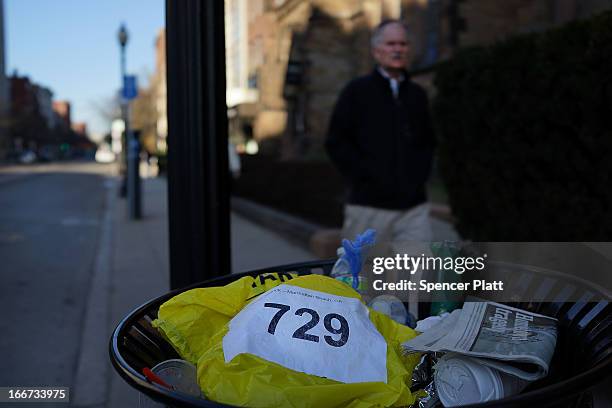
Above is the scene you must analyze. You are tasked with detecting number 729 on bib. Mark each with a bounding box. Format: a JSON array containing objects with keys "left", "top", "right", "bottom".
[{"left": 223, "top": 284, "right": 388, "bottom": 384}]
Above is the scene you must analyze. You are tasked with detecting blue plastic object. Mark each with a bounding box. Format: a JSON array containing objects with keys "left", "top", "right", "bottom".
[{"left": 340, "top": 229, "right": 377, "bottom": 291}]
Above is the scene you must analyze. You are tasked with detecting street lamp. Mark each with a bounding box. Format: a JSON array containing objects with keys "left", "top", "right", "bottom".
[
  {"left": 117, "top": 23, "right": 128, "bottom": 198},
  {"left": 117, "top": 23, "right": 141, "bottom": 219},
  {"left": 118, "top": 23, "right": 128, "bottom": 49}
]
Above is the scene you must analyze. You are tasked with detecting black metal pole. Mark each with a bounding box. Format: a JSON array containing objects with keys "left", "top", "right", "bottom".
[
  {"left": 119, "top": 41, "right": 128, "bottom": 198},
  {"left": 166, "top": 0, "right": 231, "bottom": 290},
  {"left": 128, "top": 128, "right": 142, "bottom": 219}
]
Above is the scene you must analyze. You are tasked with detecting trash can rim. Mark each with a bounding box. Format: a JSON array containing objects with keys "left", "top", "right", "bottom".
[{"left": 488, "top": 260, "right": 611, "bottom": 300}]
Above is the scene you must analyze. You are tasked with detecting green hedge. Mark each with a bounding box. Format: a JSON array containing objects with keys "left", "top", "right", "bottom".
[
  {"left": 433, "top": 11, "right": 612, "bottom": 240},
  {"left": 233, "top": 155, "right": 345, "bottom": 227}
]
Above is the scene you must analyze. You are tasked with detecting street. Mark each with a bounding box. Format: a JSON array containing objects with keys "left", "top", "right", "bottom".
[{"left": 0, "top": 162, "right": 114, "bottom": 390}]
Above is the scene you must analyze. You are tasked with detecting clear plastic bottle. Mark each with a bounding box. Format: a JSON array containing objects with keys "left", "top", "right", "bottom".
[
  {"left": 430, "top": 240, "right": 462, "bottom": 316},
  {"left": 331, "top": 247, "right": 350, "bottom": 276},
  {"left": 330, "top": 247, "right": 368, "bottom": 294},
  {"left": 329, "top": 229, "right": 376, "bottom": 295}
]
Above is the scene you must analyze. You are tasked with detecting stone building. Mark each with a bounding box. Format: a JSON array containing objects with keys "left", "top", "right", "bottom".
[
  {"left": 455, "top": 0, "right": 612, "bottom": 47},
  {"left": 227, "top": 0, "right": 611, "bottom": 159},
  {"left": 225, "top": 0, "right": 259, "bottom": 149},
  {"left": 226, "top": 0, "right": 258, "bottom": 109},
  {"left": 235, "top": 0, "right": 460, "bottom": 157},
  {"left": 144, "top": 1, "right": 612, "bottom": 161},
  {"left": 241, "top": 0, "right": 410, "bottom": 157}
]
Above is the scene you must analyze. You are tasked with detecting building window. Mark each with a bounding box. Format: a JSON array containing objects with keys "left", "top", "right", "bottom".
[{"left": 248, "top": 73, "right": 258, "bottom": 89}]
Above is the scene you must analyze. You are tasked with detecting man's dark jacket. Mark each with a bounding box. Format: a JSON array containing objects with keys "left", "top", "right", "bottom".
[{"left": 325, "top": 68, "right": 436, "bottom": 210}]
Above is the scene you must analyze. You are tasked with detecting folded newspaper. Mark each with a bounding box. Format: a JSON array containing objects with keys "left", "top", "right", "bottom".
[{"left": 402, "top": 301, "right": 557, "bottom": 381}]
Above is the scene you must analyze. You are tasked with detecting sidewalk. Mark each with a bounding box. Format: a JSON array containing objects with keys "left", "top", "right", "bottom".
[
  {"left": 101, "top": 176, "right": 317, "bottom": 407},
  {"left": 79, "top": 175, "right": 459, "bottom": 407}
]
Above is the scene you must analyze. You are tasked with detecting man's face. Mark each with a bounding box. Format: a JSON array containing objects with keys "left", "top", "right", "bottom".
[{"left": 372, "top": 23, "right": 411, "bottom": 70}]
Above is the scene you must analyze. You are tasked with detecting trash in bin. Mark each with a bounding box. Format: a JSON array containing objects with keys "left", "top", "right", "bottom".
[
  {"left": 330, "top": 228, "right": 376, "bottom": 295},
  {"left": 429, "top": 241, "right": 464, "bottom": 316},
  {"left": 403, "top": 300, "right": 557, "bottom": 380},
  {"left": 147, "top": 359, "right": 200, "bottom": 396},
  {"left": 139, "top": 359, "right": 202, "bottom": 407},
  {"left": 434, "top": 354, "right": 529, "bottom": 407},
  {"left": 153, "top": 272, "right": 426, "bottom": 407},
  {"left": 411, "top": 354, "right": 441, "bottom": 408},
  {"left": 368, "top": 294, "right": 410, "bottom": 326},
  {"left": 415, "top": 313, "right": 450, "bottom": 333},
  {"left": 404, "top": 300, "right": 557, "bottom": 406}
]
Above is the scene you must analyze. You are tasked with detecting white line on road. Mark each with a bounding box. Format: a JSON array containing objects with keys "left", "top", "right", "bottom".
[{"left": 0, "top": 173, "right": 35, "bottom": 186}]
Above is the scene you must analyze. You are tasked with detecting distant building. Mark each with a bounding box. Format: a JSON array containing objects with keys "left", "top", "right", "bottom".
[
  {"left": 10, "top": 74, "right": 37, "bottom": 151},
  {"left": 71, "top": 122, "right": 87, "bottom": 137},
  {"left": 152, "top": 28, "right": 167, "bottom": 153},
  {"left": 8, "top": 72, "right": 82, "bottom": 153},
  {"left": 33, "top": 85, "right": 54, "bottom": 129},
  {"left": 10, "top": 74, "right": 36, "bottom": 118},
  {"left": 52, "top": 100, "right": 71, "bottom": 128},
  {"left": 10, "top": 74, "right": 51, "bottom": 151},
  {"left": 0, "top": 0, "right": 8, "bottom": 160},
  {"left": 71, "top": 122, "right": 94, "bottom": 150},
  {"left": 225, "top": 0, "right": 258, "bottom": 108}
]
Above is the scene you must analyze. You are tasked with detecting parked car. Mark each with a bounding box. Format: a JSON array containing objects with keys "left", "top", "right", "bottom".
[
  {"left": 19, "top": 150, "right": 37, "bottom": 164},
  {"left": 95, "top": 147, "right": 116, "bottom": 163}
]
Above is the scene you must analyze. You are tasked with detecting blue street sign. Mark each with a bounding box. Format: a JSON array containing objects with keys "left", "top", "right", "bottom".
[{"left": 122, "top": 75, "right": 138, "bottom": 101}]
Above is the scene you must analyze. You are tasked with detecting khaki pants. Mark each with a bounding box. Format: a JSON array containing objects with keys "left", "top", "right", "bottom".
[
  {"left": 343, "top": 202, "right": 433, "bottom": 249},
  {"left": 342, "top": 203, "right": 433, "bottom": 314}
]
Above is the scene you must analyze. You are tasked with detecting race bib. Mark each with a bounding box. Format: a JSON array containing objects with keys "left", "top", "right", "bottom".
[{"left": 223, "top": 284, "right": 388, "bottom": 384}]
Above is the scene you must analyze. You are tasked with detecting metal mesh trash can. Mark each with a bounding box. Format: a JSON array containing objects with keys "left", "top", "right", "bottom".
[{"left": 110, "top": 261, "right": 611, "bottom": 407}]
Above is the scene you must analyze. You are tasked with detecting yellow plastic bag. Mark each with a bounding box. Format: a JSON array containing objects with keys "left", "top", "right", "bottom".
[{"left": 153, "top": 273, "right": 422, "bottom": 408}]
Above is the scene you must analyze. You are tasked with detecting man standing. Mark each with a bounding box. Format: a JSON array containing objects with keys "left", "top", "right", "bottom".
[{"left": 325, "top": 20, "right": 436, "bottom": 249}]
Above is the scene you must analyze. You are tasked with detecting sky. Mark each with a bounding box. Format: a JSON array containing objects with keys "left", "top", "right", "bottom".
[{"left": 5, "top": 0, "right": 164, "bottom": 140}]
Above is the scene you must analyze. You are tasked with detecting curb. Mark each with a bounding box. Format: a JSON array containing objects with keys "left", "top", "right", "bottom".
[
  {"left": 71, "top": 177, "right": 115, "bottom": 406},
  {"left": 231, "top": 197, "right": 457, "bottom": 258},
  {"left": 231, "top": 197, "right": 323, "bottom": 249}
]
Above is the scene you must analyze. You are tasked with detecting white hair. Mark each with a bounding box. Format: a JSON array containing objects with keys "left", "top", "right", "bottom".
[{"left": 370, "top": 20, "right": 410, "bottom": 48}]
